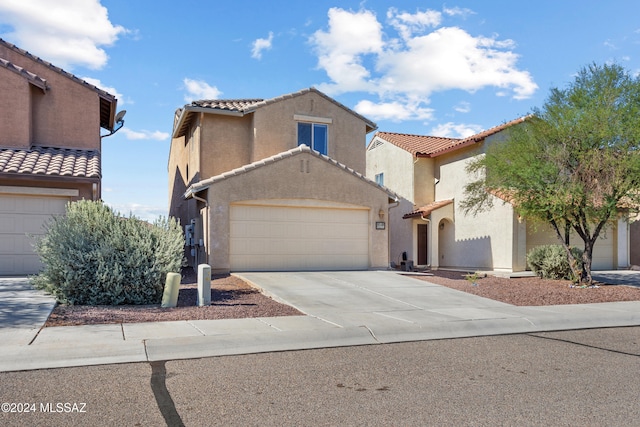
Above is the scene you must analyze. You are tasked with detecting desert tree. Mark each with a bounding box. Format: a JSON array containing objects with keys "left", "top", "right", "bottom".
[{"left": 462, "top": 63, "right": 640, "bottom": 283}]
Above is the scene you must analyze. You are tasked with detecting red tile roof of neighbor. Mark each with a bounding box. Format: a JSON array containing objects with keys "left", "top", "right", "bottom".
[
  {"left": 372, "top": 132, "right": 460, "bottom": 156},
  {"left": 372, "top": 116, "right": 529, "bottom": 157},
  {"left": 0, "top": 146, "right": 100, "bottom": 178},
  {"left": 403, "top": 199, "right": 454, "bottom": 219}
]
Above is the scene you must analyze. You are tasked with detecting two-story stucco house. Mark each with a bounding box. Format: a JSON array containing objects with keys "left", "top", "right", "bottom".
[
  {"left": 168, "top": 87, "right": 396, "bottom": 273},
  {"left": 367, "top": 118, "right": 632, "bottom": 272},
  {"left": 0, "top": 39, "right": 118, "bottom": 275}
]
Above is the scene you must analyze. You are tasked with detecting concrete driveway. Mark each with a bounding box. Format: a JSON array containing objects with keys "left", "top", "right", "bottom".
[
  {"left": 237, "top": 270, "right": 640, "bottom": 343},
  {"left": 0, "top": 277, "right": 56, "bottom": 346}
]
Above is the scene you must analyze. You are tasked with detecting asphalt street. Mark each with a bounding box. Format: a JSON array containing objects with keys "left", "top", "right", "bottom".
[{"left": 1, "top": 326, "right": 638, "bottom": 427}]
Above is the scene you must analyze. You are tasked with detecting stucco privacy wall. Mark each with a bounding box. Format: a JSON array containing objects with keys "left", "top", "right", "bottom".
[
  {"left": 434, "top": 141, "right": 521, "bottom": 271},
  {"left": 201, "top": 150, "right": 391, "bottom": 272},
  {"left": 252, "top": 91, "right": 368, "bottom": 174},
  {"left": 366, "top": 139, "right": 415, "bottom": 263},
  {"left": 0, "top": 43, "right": 103, "bottom": 150}
]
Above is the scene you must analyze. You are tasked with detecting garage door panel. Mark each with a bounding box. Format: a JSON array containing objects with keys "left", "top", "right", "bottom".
[
  {"left": 230, "top": 204, "right": 370, "bottom": 271},
  {"left": 526, "top": 221, "right": 614, "bottom": 270},
  {"left": 0, "top": 194, "right": 69, "bottom": 275}
]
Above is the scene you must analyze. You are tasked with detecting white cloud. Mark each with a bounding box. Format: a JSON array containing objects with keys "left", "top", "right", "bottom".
[
  {"left": 311, "top": 8, "right": 384, "bottom": 94},
  {"left": 106, "top": 202, "right": 168, "bottom": 223},
  {"left": 0, "top": 0, "right": 126, "bottom": 70},
  {"left": 251, "top": 31, "right": 274, "bottom": 59},
  {"left": 454, "top": 101, "right": 471, "bottom": 113},
  {"left": 121, "top": 128, "right": 169, "bottom": 141},
  {"left": 443, "top": 7, "right": 476, "bottom": 18},
  {"left": 387, "top": 7, "right": 441, "bottom": 40},
  {"left": 311, "top": 7, "right": 537, "bottom": 122},
  {"left": 183, "top": 78, "right": 222, "bottom": 102},
  {"left": 430, "top": 122, "right": 483, "bottom": 138},
  {"left": 354, "top": 99, "right": 433, "bottom": 122}
]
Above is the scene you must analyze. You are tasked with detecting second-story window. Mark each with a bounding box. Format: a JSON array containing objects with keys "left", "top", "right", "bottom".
[
  {"left": 298, "top": 122, "right": 328, "bottom": 155},
  {"left": 375, "top": 172, "right": 384, "bottom": 186}
]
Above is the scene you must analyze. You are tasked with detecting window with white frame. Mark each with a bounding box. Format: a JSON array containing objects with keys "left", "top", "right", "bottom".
[
  {"left": 297, "top": 122, "right": 328, "bottom": 155},
  {"left": 375, "top": 172, "right": 384, "bottom": 186}
]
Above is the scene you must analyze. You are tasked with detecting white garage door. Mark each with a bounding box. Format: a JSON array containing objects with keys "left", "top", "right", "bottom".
[
  {"left": 526, "top": 222, "right": 614, "bottom": 270},
  {"left": 230, "top": 203, "right": 370, "bottom": 271},
  {"left": 0, "top": 192, "right": 70, "bottom": 276}
]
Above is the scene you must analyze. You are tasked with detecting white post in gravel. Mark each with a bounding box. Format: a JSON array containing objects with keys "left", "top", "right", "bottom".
[{"left": 197, "top": 264, "right": 212, "bottom": 307}]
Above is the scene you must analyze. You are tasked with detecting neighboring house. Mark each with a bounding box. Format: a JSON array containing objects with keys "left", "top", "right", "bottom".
[
  {"left": 367, "top": 118, "right": 631, "bottom": 272},
  {"left": 168, "top": 87, "right": 396, "bottom": 273},
  {"left": 0, "top": 39, "right": 118, "bottom": 275}
]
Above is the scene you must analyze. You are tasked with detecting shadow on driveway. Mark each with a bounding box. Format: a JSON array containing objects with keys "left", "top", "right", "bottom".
[{"left": 0, "top": 278, "right": 56, "bottom": 329}]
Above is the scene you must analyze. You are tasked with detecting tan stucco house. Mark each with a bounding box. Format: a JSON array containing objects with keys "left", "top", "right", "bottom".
[
  {"left": 367, "top": 118, "right": 632, "bottom": 272},
  {"left": 168, "top": 88, "right": 396, "bottom": 272},
  {"left": 0, "top": 39, "right": 118, "bottom": 275}
]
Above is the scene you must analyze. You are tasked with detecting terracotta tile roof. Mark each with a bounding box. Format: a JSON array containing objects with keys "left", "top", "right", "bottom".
[
  {"left": 371, "top": 132, "right": 461, "bottom": 156},
  {"left": 0, "top": 56, "right": 48, "bottom": 91},
  {"left": 373, "top": 116, "right": 529, "bottom": 158},
  {"left": 459, "top": 116, "right": 529, "bottom": 144},
  {"left": 403, "top": 199, "right": 454, "bottom": 219},
  {"left": 0, "top": 146, "right": 100, "bottom": 178},
  {"left": 185, "top": 144, "right": 398, "bottom": 201}
]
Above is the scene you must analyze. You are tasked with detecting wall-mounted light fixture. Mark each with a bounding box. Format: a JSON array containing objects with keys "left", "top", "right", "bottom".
[{"left": 378, "top": 209, "right": 385, "bottom": 220}]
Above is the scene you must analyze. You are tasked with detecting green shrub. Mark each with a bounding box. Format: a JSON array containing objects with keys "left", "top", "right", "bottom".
[
  {"left": 527, "top": 244, "right": 583, "bottom": 281},
  {"left": 32, "top": 200, "right": 184, "bottom": 305}
]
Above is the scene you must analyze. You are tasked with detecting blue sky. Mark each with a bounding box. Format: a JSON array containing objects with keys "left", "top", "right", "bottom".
[{"left": 1, "top": 1, "right": 639, "bottom": 221}]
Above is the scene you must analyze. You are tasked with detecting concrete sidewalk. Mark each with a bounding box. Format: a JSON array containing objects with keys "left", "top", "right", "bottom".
[{"left": 1, "top": 271, "right": 640, "bottom": 373}]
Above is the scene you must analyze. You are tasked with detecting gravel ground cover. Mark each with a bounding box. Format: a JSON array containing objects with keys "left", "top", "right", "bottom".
[{"left": 44, "top": 269, "right": 640, "bottom": 327}]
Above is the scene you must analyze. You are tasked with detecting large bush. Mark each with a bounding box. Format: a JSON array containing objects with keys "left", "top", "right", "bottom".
[
  {"left": 32, "top": 200, "right": 184, "bottom": 305},
  {"left": 527, "top": 245, "right": 583, "bottom": 281}
]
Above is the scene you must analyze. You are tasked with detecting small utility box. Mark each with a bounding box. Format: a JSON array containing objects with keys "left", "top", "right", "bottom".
[{"left": 197, "top": 264, "right": 212, "bottom": 307}]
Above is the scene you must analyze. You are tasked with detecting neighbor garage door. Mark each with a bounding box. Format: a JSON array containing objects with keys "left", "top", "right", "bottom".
[
  {"left": 230, "top": 203, "right": 370, "bottom": 271},
  {"left": 0, "top": 191, "right": 71, "bottom": 275},
  {"left": 526, "top": 222, "right": 614, "bottom": 270}
]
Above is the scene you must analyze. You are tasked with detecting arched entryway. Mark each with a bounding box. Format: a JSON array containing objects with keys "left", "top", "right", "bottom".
[{"left": 437, "top": 218, "right": 454, "bottom": 268}]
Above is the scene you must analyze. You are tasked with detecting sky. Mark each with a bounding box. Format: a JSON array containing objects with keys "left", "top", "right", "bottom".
[{"left": 1, "top": 1, "right": 639, "bottom": 221}]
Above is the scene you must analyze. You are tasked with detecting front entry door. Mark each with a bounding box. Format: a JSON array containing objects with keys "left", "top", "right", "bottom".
[{"left": 418, "top": 224, "right": 428, "bottom": 265}]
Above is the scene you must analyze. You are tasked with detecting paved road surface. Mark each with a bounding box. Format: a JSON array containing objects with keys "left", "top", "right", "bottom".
[{"left": 1, "top": 327, "right": 638, "bottom": 426}]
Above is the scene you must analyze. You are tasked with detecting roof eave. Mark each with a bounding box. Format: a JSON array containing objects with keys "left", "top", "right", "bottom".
[
  {"left": 172, "top": 105, "right": 245, "bottom": 139},
  {"left": 418, "top": 139, "right": 481, "bottom": 158}
]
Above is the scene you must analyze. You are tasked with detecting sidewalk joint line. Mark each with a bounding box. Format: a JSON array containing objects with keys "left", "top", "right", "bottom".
[
  {"left": 186, "top": 321, "right": 207, "bottom": 336},
  {"left": 257, "top": 318, "right": 282, "bottom": 331}
]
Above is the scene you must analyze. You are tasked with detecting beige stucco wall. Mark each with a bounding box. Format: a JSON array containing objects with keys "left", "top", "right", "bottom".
[
  {"left": 434, "top": 141, "right": 519, "bottom": 271},
  {"left": 200, "top": 151, "right": 390, "bottom": 272},
  {"left": 366, "top": 139, "right": 440, "bottom": 264},
  {"left": 252, "top": 92, "right": 368, "bottom": 174},
  {"left": 0, "top": 44, "right": 102, "bottom": 150},
  {"left": 367, "top": 139, "right": 414, "bottom": 201},
  {"left": 200, "top": 114, "right": 252, "bottom": 178}
]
